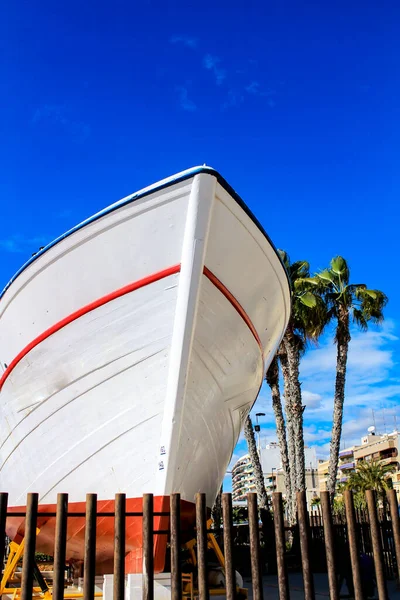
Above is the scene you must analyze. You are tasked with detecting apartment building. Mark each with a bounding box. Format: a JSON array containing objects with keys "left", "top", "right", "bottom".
[
  {"left": 231, "top": 454, "right": 256, "bottom": 501},
  {"left": 317, "top": 429, "right": 400, "bottom": 500},
  {"left": 231, "top": 443, "right": 319, "bottom": 506}
]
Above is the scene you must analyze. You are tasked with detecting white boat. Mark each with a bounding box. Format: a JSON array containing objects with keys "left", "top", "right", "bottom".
[{"left": 0, "top": 166, "right": 290, "bottom": 572}]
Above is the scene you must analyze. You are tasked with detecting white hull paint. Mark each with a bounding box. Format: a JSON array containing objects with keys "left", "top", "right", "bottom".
[{"left": 0, "top": 167, "right": 290, "bottom": 511}]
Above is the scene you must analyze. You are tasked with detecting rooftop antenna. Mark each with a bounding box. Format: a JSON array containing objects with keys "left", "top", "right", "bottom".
[
  {"left": 372, "top": 409, "right": 377, "bottom": 432},
  {"left": 394, "top": 414, "right": 398, "bottom": 432},
  {"left": 382, "top": 406, "right": 387, "bottom": 434}
]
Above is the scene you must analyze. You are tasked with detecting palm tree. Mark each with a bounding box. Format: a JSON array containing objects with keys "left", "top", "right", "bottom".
[
  {"left": 211, "top": 485, "right": 222, "bottom": 530},
  {"left": 279, "top": 251, "right": 328, "bottom": 492},
  {"left": 266, "top": 353, "right": 296, "bottom": 524},
  {"left": 305, "top": 257, "right": 388, "bottom": 495},
  {"left": 243, "top": 415, "right": 276, "bottom": 566},
  {"left": 346, "top": 460, "right": 394, "bottom": 500},
  {"left": 243, "top": 416, "right": 270, "bottom": 510}
]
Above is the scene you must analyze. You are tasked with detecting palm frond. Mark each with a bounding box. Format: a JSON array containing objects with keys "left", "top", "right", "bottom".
[
  {"left": 277, "top": 249, "right": 290, "bottom": 270},
  {"left": 291, "top": 260, "right": 310, "bottom": 280},
  {"left": 316, "top": 269, "right": 336, "bottom": 284},
  {"left": 346, "top": 460, "right": 393, "bottom": 495},
  {"left": 349, "top": 284, "right": 367, "bottom": 294},
  {"left": 299, "top": 292, "right": 317, "bottom": 308},
  {"left": 330, "top": 256, "right": 350, "bottom": 284},
  {"left": 352, "top": 308, "right": 368, "bottom": 331},
  {"left": 357, "top": 288, "right": 388, "bottom": 324}
]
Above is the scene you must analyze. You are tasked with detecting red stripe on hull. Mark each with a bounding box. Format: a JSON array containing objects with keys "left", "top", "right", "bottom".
[
  {"left": 203, "top": 267, "right": 263, "bottom": 352},
  {"left": 6, "top": 496, "right": 196, "bottom": 574},
  {"left": 1, "top": 264, "right": 263, "bottom": 391},
  {"left": 0, "top": 265, "right": 181, "bottom": 391}
]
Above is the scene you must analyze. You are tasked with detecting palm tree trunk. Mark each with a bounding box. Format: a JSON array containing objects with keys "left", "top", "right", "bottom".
[
  {"left": 328, "top": 312, "right": 350, "bottom": 496},
  {"left": 244, "top": 416, "right": 269, "bottom": 510},
  {"left": 283, "top": 332, "right": 306, "bottom": 493},
  {"left": 279, "top": 349, "right": 297, "bottom": 524},
  {"left": 243, "top": 415, "right": 275, "bottom": 565},
  {"left": 211, "top": 485, "right": 223, "bottom": 530},
  {"left": 266, "top": 354, "right": 293, "bottom": 519}
]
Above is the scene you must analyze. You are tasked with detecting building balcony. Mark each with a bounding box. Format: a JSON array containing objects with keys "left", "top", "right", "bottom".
[
  {"left": 232, "top": 481, "right": 244, "bottom": 491},
  {"left": 232, "top": 478, "right": 252, "bottom": 490},
  {"left": 233, "top": 465, "right": 248, "bottom": 476},
  {"left": 232, "top": 474, "right": 253, "bottom": 485},
  {"left": 339, "top": 462, "right": 355, "bottom": 471},
  {"left": 379, "top": 457, "right": 399, "bottom": 467},
  {"left": 339, "top": 449, "right": 354, "bottom": 459},
  {"left": 354, "top": 438, "right": 396, "bottom": 460}
]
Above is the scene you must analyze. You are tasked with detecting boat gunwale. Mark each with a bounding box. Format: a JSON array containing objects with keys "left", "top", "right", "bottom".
[{"left": 0, "top": 166, "right": 291, "bottom": 300}]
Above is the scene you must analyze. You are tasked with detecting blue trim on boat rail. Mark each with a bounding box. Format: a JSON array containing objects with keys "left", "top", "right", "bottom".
[{"left": 1, "top": 166, "right": 291, "bottom": 299}]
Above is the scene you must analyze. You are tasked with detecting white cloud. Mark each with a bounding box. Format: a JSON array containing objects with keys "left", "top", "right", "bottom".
[
  {"left": 169, "top": 35, "right": 197, "bottom": 49},
  {"left": 302, "top": 390, "right": 323, "bottom": 409},
  {"left": 298, "top": 320, "right": 400, "bottom": 448},
  {"left": 231, "top": 320, "right": 399, "bottom": 472},
  {"left": 0, "top": 234, "right": 50, "bottom": 254},
  {"left": 303, "top": 424, "right": 331, "bottom": 443},
  {"left": 32, "top": 105, "right": 90, "bottom": 142},
  {"left": 222, "top": 89, "right": 244, "bottom": 110},
  {"left": 245, "top": 83, "right": 277, "bottom": 107},
  {"left": 314, "top": 442, "right": 331, "bottom": 459},
  {"left": 301, "top": 321, "right": 397, "bottom": 378},
  {"left": 203, "top": 54, "right": 226, "bottom": 85},
  {"left": 245, "top": 81, "right": 260, "bottom": 95},
  {"left": 175, "top": 86, "right": 197, "bottom": 112}
]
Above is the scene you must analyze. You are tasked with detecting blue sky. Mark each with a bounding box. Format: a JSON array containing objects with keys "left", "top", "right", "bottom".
[{"left": 2, "top": 1, "right": 399, "bottom": 491}]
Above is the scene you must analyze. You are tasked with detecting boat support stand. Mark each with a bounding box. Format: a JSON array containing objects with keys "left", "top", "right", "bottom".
[{"left": 0, "top": 532, "right": 102, "bottom": 599}]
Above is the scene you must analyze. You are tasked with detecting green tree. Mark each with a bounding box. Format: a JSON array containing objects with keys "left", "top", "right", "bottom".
[
  {"left": 232, "top": 505, "right": 247, "bottom": 524},
  {"left": 346, "top": 460, "right": 394, "bottom": 500},
  {"left": 311, "top": 496, "right": 321, "bottom": 507},
  {"left": 305, "top": 257, "right": 388, "bottom": 495}
]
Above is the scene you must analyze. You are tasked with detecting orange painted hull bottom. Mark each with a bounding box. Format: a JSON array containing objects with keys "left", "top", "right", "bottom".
[{"left": 6, "top": 496, "right": 196, "bottom": 574}]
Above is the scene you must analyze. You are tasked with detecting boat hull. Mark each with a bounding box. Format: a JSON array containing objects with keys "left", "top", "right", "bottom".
[
  {"left": 0, "top": 167, "right": 290, "bottom": 572},
  {"left": 7, "top": 496, "right": 197, "bottom": 574}
]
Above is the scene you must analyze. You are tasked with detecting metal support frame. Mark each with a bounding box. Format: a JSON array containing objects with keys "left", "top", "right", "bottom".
[
  {"left": 182, "top": 519, "right": 248, "bottom": 599},
  {"left": 0, "top": 534, "right": 102, "bottom": 600},
  {"left": 0, "top": 531, "right": 53, "bottom": 600}
]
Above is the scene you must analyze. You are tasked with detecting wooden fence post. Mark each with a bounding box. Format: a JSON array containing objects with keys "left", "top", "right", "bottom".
[
  {"left": 273, "top": 492, "right": 290, "bottom": 600},
  {"left": 114, "top": 493, "right": 126, "bottom": 600},
  {"left": 142, "top": 494, "right": 154, "bottom": 600},
  {"left": 387, "top": 489, "right": 400, "bottom": 585},
  {"left": 320, "top": 492, "right": 339, "bottom": 600},
  {"left": 248, "top": 493, "right": 263, "bottom": 600},
  {"left": 53, "top": 493, "right": 68, "bottom": 600},
  {"left": 84, "top": 493, "right": 97, "bottom": 600},
  {"left": 0, "top": 493, "right": 8, "bottom": 575},
  {"left": 196, "top": 493, "right": 209, "bottom": 600},
  {"left": 222, "top": 493, "right": 236, "bottom": 600},
  {"left": 344, "top": 491, "right": 363, "bottom": 600},
  {"left": 366, "top": 490, "right": 388, "bottom": 600},
  {"left": 297, "top": 491, "right": 315, "bottom": 600},
  {"left": 21, "top": 493, "right": 39, "bottom": 600},
  {"left": 170, "top": 494, "right": 182, "bottom": 600}
]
